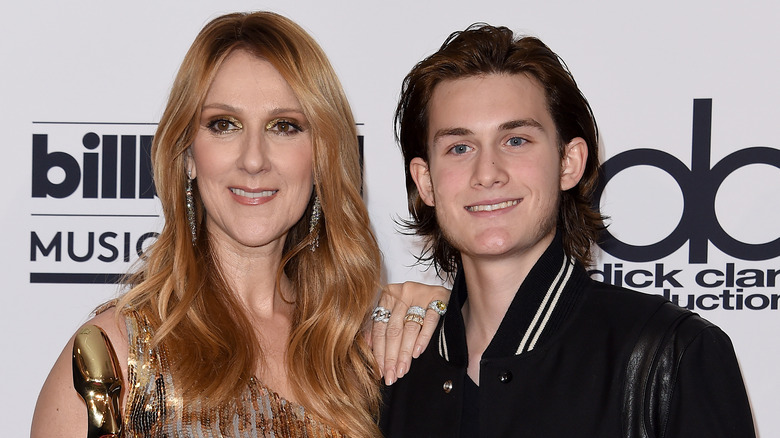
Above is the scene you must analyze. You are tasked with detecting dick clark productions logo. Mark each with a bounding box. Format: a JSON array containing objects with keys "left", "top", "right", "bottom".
[{"left": 595, "top": 99, "right": 780, "bottom": 264}]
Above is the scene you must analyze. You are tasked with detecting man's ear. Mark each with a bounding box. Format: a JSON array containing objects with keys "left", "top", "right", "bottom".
[
  {"left": 410, "top": 157, "right": 435, "bottom": 207},
  {"left": 560, "top": 137, "right": 587, "bottom": 191}
]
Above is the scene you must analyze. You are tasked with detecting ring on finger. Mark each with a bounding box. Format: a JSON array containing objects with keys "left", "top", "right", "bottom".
[
  {"left": 371, "top": 306, "right": 391, "bottom": 323},
  {"left": 406, "top": 305, "right": 426, "bottom": 318},
  {"left": 428, "top": 300, "right": 448, "bottom": 316},
  {"left": 403, "top": 313, "right": 424, "bottom": 326}
]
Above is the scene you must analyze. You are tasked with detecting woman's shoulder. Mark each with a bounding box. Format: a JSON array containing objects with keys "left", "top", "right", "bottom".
[
  {"left": 30, "top": 307, "right": 130, "bottom": 438},
  {"left": 89, "top": 307, "right": 131, "bottom": 372}
]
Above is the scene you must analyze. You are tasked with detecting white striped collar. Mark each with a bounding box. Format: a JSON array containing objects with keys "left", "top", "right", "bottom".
[{"left": 436, "top": 238, "right": 581, "bottom": 363}]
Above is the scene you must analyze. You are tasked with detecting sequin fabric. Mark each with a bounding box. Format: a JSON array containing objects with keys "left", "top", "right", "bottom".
[{"left": 124, "top": 311, "right": 347, "bottom": 437}]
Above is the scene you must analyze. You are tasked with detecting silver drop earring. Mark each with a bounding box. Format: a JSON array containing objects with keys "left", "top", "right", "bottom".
[
  {"left": 309, "top": 195, "right": 321, "bottom": 251},
  {"left": 186, "top": 171, "right": 196, "bottom": 245}
]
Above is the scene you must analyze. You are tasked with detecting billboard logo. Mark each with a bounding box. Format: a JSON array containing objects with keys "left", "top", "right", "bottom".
[
  {"left": 596, "top": 99, "right": 780, "bottom": 263},
  {"left": 29, "top": 122, "right": 161, "bottom": 284},
  {"left": 32, "top": 131, "right": 156, "bottom": 199}
]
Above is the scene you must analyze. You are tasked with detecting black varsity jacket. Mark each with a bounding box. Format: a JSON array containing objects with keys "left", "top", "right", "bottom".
[{"left": 380, "top": 236, "right": 755, "bottom": 437}]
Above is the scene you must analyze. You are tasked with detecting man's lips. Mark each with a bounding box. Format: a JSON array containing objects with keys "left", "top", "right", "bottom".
[{"left": 465, "top": 199, "right": 520, "bottom": 212}]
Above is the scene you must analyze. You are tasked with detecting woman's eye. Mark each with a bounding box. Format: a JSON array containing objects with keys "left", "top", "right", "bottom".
[
  {"left": 506, "top": 137, "right": 527, "bottom": 147},
  {"left": 206, "top": 118, "right": 241, "bottom": 134},
  {"left": 267, "top": 119, "right": 304, "bottom": 135},
  {"left": 450, "top": 144, "right": 472, "bottom": 155}
]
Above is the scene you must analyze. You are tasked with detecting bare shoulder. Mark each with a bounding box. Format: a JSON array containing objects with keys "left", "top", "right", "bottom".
[{"left": 30, "top": 307, "right": 130, "bottom": 437}]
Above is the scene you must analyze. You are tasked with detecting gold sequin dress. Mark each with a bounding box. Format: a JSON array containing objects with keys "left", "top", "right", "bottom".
[{"left": 123, "top": 311, "right": 346, "bottom": 437}]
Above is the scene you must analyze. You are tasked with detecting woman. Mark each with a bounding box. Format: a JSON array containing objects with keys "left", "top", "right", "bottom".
[{"left": 31, "top": 11, "right": 441, "bottom": 437}]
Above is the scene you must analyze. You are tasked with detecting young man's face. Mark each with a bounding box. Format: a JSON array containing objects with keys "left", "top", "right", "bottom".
[{"left": 410, "top": 73, "right": 586, "bottom": 265}]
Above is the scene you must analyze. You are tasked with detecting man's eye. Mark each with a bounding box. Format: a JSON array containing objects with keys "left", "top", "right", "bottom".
[
  {"left": 506, "top": 137, "right": 527, "bottom": 147},
  {"left": 451, "top": 144, "right": 471, "bottom": 154}
]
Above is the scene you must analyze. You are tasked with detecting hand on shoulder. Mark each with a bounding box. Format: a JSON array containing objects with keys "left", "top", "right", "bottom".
[{"left": 370, "top": 282, "right": 450, "bottom": 385}]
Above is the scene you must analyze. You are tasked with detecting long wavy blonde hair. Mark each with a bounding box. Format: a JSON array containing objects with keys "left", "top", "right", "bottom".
[{"left": 116, "top": 11, "right": 381, "bottom": 436}]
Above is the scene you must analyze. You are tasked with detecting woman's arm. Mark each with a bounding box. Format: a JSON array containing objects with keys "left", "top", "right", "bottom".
[
  {"left": 370, "top": 282, "right": 450, "bottom": 385},
  {"left": 31, "top": 308, "right": 129, "bottom": 438}
]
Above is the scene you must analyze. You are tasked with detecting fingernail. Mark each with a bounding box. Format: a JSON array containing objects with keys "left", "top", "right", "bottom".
[
  {"left": 414, "top": 345, "right": 422, "bottom": 357},
  {"left": 385, "top": 369, "right": 395, "bottom": 386},
  {"left": 398, "top": 365, "right": 406, "bottom": 378}
]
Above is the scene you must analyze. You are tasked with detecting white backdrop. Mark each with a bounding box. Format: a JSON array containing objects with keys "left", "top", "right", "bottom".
[{"left": 2, "top": 1, "right": 777, "bottom": 436}]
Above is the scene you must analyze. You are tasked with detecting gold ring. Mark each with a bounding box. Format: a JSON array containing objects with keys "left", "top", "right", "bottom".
[{"left": 403, "top": 313, "right": 424, "bottom": 326}]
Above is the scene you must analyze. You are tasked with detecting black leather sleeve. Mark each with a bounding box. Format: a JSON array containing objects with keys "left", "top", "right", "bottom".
[
  {"left": 622, "top": 302, "right": 756, "bottom": 438},
  {"left": 662, "top": 321, "right": 756, "bottom": 437}
]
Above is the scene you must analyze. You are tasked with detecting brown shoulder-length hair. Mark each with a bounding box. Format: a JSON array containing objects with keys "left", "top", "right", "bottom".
[
  {"left": 395, "top": 24, "right": 604, "bottom": 275},
  {"left": 116, "top": 11, "right": 381, "bottom": 437}
]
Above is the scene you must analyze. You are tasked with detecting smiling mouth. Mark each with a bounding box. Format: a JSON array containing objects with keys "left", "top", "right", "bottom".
[
  {"left": 230, "top": 188, "right": 277, "bottom": 198},
  {"left": 465, "top": 199, "right": 520, "bottom": 212}
]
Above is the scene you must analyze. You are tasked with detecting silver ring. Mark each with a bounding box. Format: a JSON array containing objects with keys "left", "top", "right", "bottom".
[
  {"left": 428, "top": 300, "right": 447, "bottom": 316},
  {"left": 371, "top": 306, "right": 391, "bottom": 323},
  {"left": 406, "top": 305, "right": 426, "bottom": 318}
]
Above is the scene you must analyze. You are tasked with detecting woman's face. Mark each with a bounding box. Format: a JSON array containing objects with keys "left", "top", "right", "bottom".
[{"left": 189, "top": 49, "right": 313, "bottom": 254}]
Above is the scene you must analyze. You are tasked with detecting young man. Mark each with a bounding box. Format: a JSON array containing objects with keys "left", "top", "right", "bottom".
[{"left": 380, "top": 24, "right": 755, "bottom": 437}]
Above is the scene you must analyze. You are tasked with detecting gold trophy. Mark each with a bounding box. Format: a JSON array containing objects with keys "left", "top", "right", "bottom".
[{"left": 72, "top": 324, "right": 123, "bottom": 438}]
